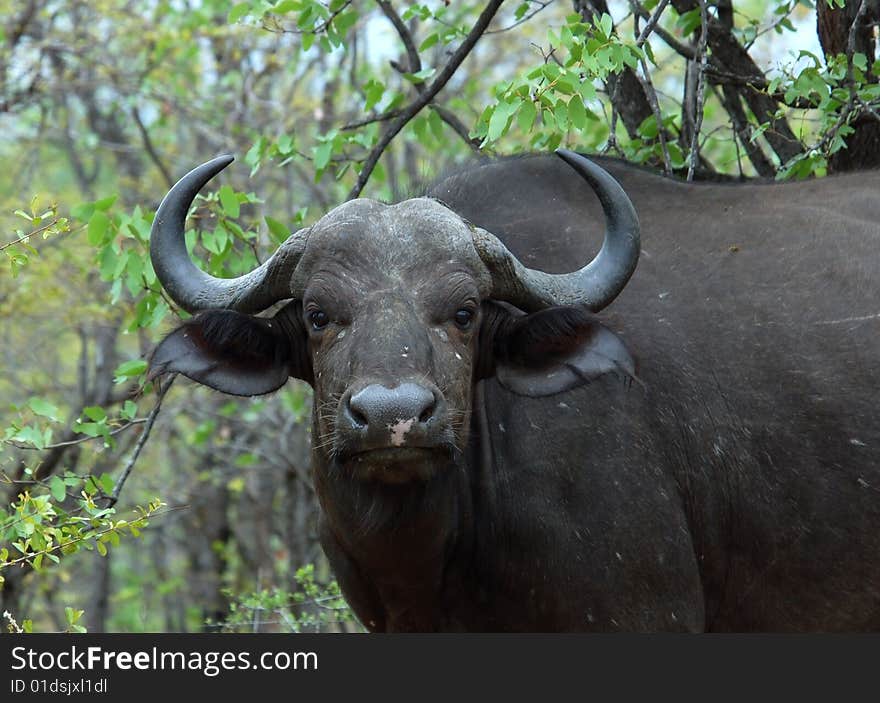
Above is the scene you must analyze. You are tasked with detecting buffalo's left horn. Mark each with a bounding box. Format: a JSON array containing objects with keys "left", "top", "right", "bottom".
[
  {"left": 150, "top": 155, "right": 308, "bottom": 314},
  {"left": 472, "top": 149, "right": 640, "bottom": 313}
]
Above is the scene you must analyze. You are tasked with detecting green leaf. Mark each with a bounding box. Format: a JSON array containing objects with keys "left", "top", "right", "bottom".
[
  {"left": 265, "top": 216, "right": 291, "bottom": 245},
  {"left": 517, "top": 100, "right": 537, "bottom": 132},
  {"left": 88, "top": 211, "right": 111, "bottom": 246},
  {"left": 50, "top": 476, "right": 66, "bottom": 502},
  {"left": 568, "top": 94, "right": 587, "bottom": 130},
  {"left": 403, "top": 67, "right": 436, "bottom": 84},
  {"left": 676, "top": 8, "right": 701, "bottom": 35},
  {"left": 228, "top": 2, "right": 250, "bottom": 23},
  {"left": 65, "top": 607, "right": 84, "bottom": 626},
  {"left": 121, "top": 400, "right": 138, "bottom": 421},
  {"left": 276, "top": 133, "right": 294, "bottom": 155},
  {"left": 363, "top": 79, "right": 384, "bottom": 111},
  {"left": 100, "top": 473, "right": 115, "bottom": 494},
  {"left": 219, "top": 185, "right": 240, "bottom": 218},
  {"left": 486, "top": 99, "right": 522, "bottom": 143},
  {"left": 28, "top": 397, "right": 60, "bottom": 421},
  {"left": 419, "top": 32, "right": 439, "bottom": 52},
  {"left": 313, "top": 142, "right": 333, "bottom": 171},
  {"left": 83, "top": 406, "right": 107, "bottom": 422},
  {"left": 94, "top": 195, "right": 118, "bottom": 211},
  {"left": 114, "top": 359, "right": 147, "bottom": 383}
]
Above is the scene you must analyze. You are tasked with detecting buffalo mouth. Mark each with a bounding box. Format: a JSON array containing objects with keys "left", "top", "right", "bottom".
[{"left": 340, "top": 445, "right": 452, "bottom": 484}]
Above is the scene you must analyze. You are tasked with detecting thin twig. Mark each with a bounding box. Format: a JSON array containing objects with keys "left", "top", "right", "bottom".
[
  {"left": 630, "top": 0, "right": 695, "bottom": 58},
  {"left": 485, "top": 0, "right": 554, "bottom": 34},
  {"left": 634, "top": 0, "right": 671, "bottom": 46},
  {"left": 7, "top": 418, "right": 148, "bottom": 451},
  {"left": 346, "top": 0, "right": 505, "bottom": 200},
  {"left": 105, "top": 375, "right": 175, "bottom": 507},
  {"left": 131, "top": 107, "right": 174, "bottom": 188},
  {"left": 374, "top": 0, "right": 482, "bottom": 154},
  {"left": 0, "top": 506, "right": 180, "bottom": 570},
  {"left": 632, "top": 9, "right": 673, "bottom": 175},
  {"left": 687, "top": 0, "right": 709, "bottom": 181},
  {"left": 1, "top": 218, "right": 66, "bottom": 252},
  {"left": 376, "top": 0, "right": 421, "bottom": 75}
]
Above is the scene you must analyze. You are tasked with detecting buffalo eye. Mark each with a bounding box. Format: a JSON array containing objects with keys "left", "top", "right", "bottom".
[
  {"left": 453, "top": 309, "right": 473, "bottom": 329},
  {"left": 308, "top": 309, "right": 330, "bottom": 331}
]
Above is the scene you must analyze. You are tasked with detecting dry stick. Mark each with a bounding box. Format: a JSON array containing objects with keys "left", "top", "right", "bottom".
[
  {"left": 687, "top": 0, "right": 709, "bottom": 182},
  {"left": 105, "top": 375, "right": 175, "bottom": 508},
  {"left": 347, "top": 0, "right": 505, "bottom": 200}
]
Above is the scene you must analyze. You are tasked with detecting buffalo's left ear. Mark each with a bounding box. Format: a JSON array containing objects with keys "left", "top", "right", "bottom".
[
  {"left": 480, "top": 302, "right": 637, "bottom": 397},
  {"left": 148, "top": 301, "right": 312, "bottom": 396}
]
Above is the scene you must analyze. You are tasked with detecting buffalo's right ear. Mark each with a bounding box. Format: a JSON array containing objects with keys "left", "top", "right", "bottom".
[{"left": 148, "top": 301, "right": 312, "bottom": 396}]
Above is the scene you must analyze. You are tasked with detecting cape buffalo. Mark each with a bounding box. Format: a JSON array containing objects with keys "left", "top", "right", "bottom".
[{"left": 148, "top": 151, "right": 880, "bottom": 632}]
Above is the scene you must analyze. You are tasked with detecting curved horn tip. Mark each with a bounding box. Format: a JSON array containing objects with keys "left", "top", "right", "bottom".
[
  {"left": 554, "top": 148, "right": 601, "bottom": 175},
  {"left": 198, "top": 153, "right": 235, "bottom": 176}
]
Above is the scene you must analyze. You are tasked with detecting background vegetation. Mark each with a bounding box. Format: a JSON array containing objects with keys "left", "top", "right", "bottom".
[{"left": 1, "top": 0, "right": 877, "bottom": 633}]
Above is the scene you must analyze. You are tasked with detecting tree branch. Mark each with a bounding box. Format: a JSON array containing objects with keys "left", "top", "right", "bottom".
[
  {"left": 376, "top": 0, "right": 421, "bottom": 75},
  {"left": 686, "top": 0, "right": 708, "bottom": 181},
  {"left": 131, "top": 107, "right": 174, "bottom": 188},
  {"left": 346, "top": 0, "right": 505, "bottom": 199},
  {"left": 105, "top": 375, "right": 175, "bottom": 508},
  {"left": 375, "top": 0, "right": 483, "bottom": 155}
]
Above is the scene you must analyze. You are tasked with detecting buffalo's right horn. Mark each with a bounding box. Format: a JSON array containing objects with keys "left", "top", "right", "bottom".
[
  {"left": 150, "top": 155, "right": 308, "bottom": 314},
  {"left": 472, "top": 149, "right": 640, "bottom": 313}
]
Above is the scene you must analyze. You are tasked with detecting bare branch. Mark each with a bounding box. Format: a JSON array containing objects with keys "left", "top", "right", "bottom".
[
  {"left": 106, "top": 375, "right": 176, "bottom": 508},
  {"left": 341, "top": 107, "right": 405, "bottom": 131},
  {"left": 486, "top": 1, "right": 555, "bottom": 34},
  {"left": 634, "top": 0, "right": 671, "bottom": 46},
  {"left": 431, "top": 105, "right": 482, "bottom": 153},
  {"left": 376, "top": 0, "right": 421, "bottom": 74},
  {"left": 131, "top": 107, "right": 174, "bottom": 188}
]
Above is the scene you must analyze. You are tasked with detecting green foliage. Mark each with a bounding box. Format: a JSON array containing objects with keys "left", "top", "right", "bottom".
[
  {"left": 0, "top": 478, "right": 164, "bottom": 588},
  {"left": 3, "top": 198, "right": 71, "bottom": 277},
  {"left": 213, "top": 564, "right": 361, "bottom": 632},
  {"left": 473, "top": 13, "right": 642, "bottom": 154}
]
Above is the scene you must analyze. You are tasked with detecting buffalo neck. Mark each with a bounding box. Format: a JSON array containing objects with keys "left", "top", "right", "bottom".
[{"left": 311, "top": 442, "right": 477, "bottom": 612}]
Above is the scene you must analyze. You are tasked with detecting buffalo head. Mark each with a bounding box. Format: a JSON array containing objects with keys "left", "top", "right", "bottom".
[{"left": 149, "top": 151, "right": 639, "bottom": 484}]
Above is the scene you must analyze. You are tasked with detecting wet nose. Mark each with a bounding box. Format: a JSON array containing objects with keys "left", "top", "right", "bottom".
[{"left": 345, "top": 383, "right": 438, "bottom": 431}]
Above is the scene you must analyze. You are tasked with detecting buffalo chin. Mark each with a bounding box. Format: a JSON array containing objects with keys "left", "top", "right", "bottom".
[{"left": 342, "top": 447, "right": 449, "bottom": 484}]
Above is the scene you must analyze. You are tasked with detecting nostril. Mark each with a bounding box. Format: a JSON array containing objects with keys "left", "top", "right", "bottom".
[
  {"left": 418, "top": 399, "right": 436, "bottom": 424},
  {"left": 347, "top": 395, "right": 369, "bottom": 429}
]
